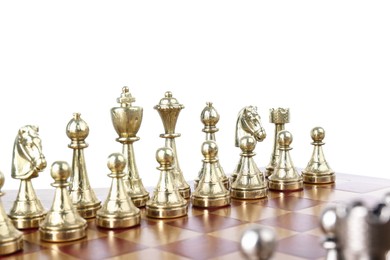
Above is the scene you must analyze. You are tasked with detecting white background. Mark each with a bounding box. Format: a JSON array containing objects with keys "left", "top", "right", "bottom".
[{"left": 0, "top": 1, "right": 389, "bottom": 190}]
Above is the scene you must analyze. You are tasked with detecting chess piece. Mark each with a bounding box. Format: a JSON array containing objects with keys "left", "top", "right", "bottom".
[
  {"left": 265, "top": 108, "right": 289, "bottom": 178},
  {"left": 231, "top": 136, "right": 268, "bottom": 200},
  {"left": 192, "top": 141, "right": 230, "bottom": 208},
  {"left": 96, "top": 153, "right": 140, "bottom": 228},
  {"left": 66, "top": 113, "right": 101, "bottom": 218},
  {"left": 154, "top": 91, "right": 190, "bottom": 199},
  {"left": 111, "top": 87, "right": 149, "bottom": 207},
  {"left": 9, "top": 125, "right": 47, "bottom": 229},
  {"left": 195, "top": 102, "right": 229, "bottom": 190},
  {"left": 268, "top": 130, "right": 303, "bottom": 191},
  {"left": 0, "top": 171, "right": 23, "bottom": 255},
  {"left": 146, "top": 147, "right": 188, "bottom": 218},
  {"left": 40, "top": 161, "right": 87, "bottom": 242},
  {"left": 233, "top": 106, "right": 266, "bottom": 183},
  {"left": 320, "top": 206, "right": 341, "bottom": 260},
  {"left": 302, "top": 127, "right": 335, "bottom": 184},
  {"left": 240, "top": 226, "right": 277, "bottom": 260}
]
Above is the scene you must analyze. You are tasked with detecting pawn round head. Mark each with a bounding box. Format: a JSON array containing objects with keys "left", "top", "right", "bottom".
[
  {"left": 107, "top": 153, "right": 126, "bottom": 174},
  {"left": 66, "top": 113, "right": 89, "bottom": 141},
  {"left": 156, "top": 147, "right": 174, "bottom": 168},
  {"left": 311, "top": 127, "right": 325, "bottom": 142},
  {"left": 320, "top": 206, "right": 337, "bottom": 236},
  {"left": 51, "top": 161, "right": 71, "bottom": 182},
  {"left": 239, "top": 136, "right": 256, "bottom": 153},
  {"left": 240, "top": 226, "right": 277, "bottom": 260},
  {"left": 277, "top": 130, "right": 293, "bottom": 147},
  {"left": 201, "top": 140, "right": 218, "bottom": 159}
]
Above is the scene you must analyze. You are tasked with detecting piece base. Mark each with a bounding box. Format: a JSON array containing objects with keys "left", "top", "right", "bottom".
[
  {"left": 268, "top": 180, "right": 303, "bottom": 191},
  {"left": 9, "top": 214, "right": 46, "bottom": 229},
  {"left": 40, "top": 224, "right": 87, "bottom": 242},
  {"left": 96, "top": 214, "right": 140, "bottom": 228},
  {"left": 302, "top": 173, "right": 335, "bottom": 184},
  {"left": 191, "top": 195, "right": 231, "bottom": 208},
  {"left": 0, "top": 236, "right": 23, "bottom": 256},
  {"left": 146, "top": 204, "right": 188, "bottom": 219},
  {"left": 77, "top": 203, "right": 102, "bottom": 219},
  {"left": 230, "top": 187, "right": 268, "bottom": 200}
]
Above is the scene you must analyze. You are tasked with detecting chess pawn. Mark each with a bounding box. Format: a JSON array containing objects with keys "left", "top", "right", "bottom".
[
  {"left": 9, "top": 125, "right": 47, "bottom": 229},
  {"left": 192, "top": 141, "right": 231, "bottom": 208},
  {"left": 40, "top": 161, "right": 87, "bottom": 242},
  {"left": 268, "top": 130, "right": 303, "bottom": 191},
  {"left": 194, "top": 102, "right": 229, "bottom": 190},
  {"left": 146, "top": 147, "right": 188, "bottom": 218},
  {"left": 111, "top": 87, "right": 149, "bottom": 207},
  {"left": 154, "top": 91, "right": 191, "bottom": 199},
  {"left": 302, "top": 127, "right": 335, "bottom": 184},
  {"left": 231, "top": 136, "right": 268, "bottom": 200},
  {"left": 96, "top": 153, "right": 140, "bottom": 228},
  {"left": 0, "top": 171, "right": 23, "bottom": 255},
  {"left": 265, "top": 108, "right": 289, "bottom": 178},
  {"left": 66, "top": 113, "right": 101, "bottom": 218},
  {"left": 240, "top": 226, "right": 277, "bottom": 260},
  {"left": 320, "top": 206, "right": 341, "bottom": 260}
]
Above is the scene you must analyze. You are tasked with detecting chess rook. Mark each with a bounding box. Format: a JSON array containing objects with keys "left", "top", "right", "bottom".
[
  {"left": 146, "top": 147, "right": 188, "bottom": 218},
  {"left": 40, "top": 161, "right": 87, "bottom": 242},
  {"left": 111, "top": 87, "right": 149, "bottom": 207},
  {"left": 9, "top": 125, "right": 47, "bottom": 229},
  {"left": 302, "top": 127, "right": 335, "bottom": 184},
  {"left": 240, "top": 226, "right": 277, "bottom": 260},
  {"left": 96, "top": 153, "right": 140, "bottom": 228},
  {"left": 154, "top": 91, "right": 190, "bottom": 199},
  {"left": 265, "top": 108, "right": 289, "bottom": 178},
  {"left": 66, "top": 113, "right": 101, "bottom": 218}
]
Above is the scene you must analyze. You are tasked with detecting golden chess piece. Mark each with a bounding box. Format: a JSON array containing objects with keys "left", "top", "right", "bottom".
[
  {"left": 9, "top": 125, "right": 47, "bottom": 229},
  {"left": 96, "top": 153, "right": 140, "bottom": 228},
  {"left": 111, "top": 87, "right": 149, "bottom": 207},
  {"left": 40, "top": 161, "right": 87, "bottom": 242},
  {"left": 231, "top": 136, "right": 268, "bottom": 200},
  {"left": 154, "top": 91, "right": 190, "bottom": 199},
  {"left": 0, "top": 171, "right": 23, "bottom": 255},
  {"left": 195, "top": 102, "right": 229, "bottom": 190},
  {"left": 265, "top": 108, "right": 289, "bottom": 178},
  {"left": 66, "top": 113, "right": 101, "bottom": 218},
  {"left": 192, "top": 141, "right": 230, "bottom": 208},
  {"left": 146, "top": 147, "right": 188, "bottom": 218},
  {"left": 268, "top": 130, "right": 303, "bottom": 191},
  {"left": 302, "top": 127, "right": 335, "bottom": 184}
]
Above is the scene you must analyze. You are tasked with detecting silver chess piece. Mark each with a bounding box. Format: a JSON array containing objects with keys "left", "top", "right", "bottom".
[
  {"left": 240, "top": 226, "right": 277, "bottom": 260},
  {"left": 320, "top": 206, "right": 341, "bottom": 260}
]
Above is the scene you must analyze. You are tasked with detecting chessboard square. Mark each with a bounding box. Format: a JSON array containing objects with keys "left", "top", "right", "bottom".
[
  {"left": 277, "top": 233, "right": 326, "bottom": 259},
  {"left": 115, "top": 223, "right": 202, "bottom": 247},
  {"left": 157, "top": 234, "right": 240, "bottom": 260},
  {"left": 335, "top": 181, "right": 390, "bottom": 193},
  {"left": 257, "top": 194, "right": 323, "bottom": 211},
  {"left": 5, "top": 249, "right": 80, "bottom": 260},
  {"left": 165, "top": 213, "right": 246, "bottom": 233},
  {"left": 1, "top": 240, "right": 43, "bottom": 259},
  {"left": 109, "top": 248, "right": 191, "bottom": 260},
  {"left": 257, "top": 212, "right": 319, "bottom": 232},
  {"left": 58, "top": 236, "right": 147, "bottom": 260}
]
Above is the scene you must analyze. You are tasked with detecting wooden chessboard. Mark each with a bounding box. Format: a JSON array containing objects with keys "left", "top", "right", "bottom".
[{"left": 2, "top": 173, "right": 390, "bottom": 260}]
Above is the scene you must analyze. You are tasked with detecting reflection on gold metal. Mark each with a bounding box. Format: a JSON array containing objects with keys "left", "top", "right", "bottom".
[
  {"left": 265, "top": 108, "right": 290, "bottom": 178},
  {"left": 192, "top": 141, "right": 230, "bottom": 208},
  {"left": 96, "top": 153, "right": 140, "bottom": 228},
  {"left": 0, "top": 171, "right": 23, "bottom": 255},
  {"left": 66, "top": 113, "right": 101, "bottom": 218},
  {"left": 302, "top": 127, "right": 335, "bottom": 184},
  {"left": 154, "top": 91, "right": 190, "bottom": 199},
  {"left": 268, "top": 131, "right": 303, "bottom": 191},
  {"left": 195, "top": 102, "right": 229, "bottom": 190},
  {"left": 146, "top": 147, "right": 188, "bottom": 219},
  {"left": 111, "top": 87, "right": 149, "bottom": 207},
  {"left": 40, "top": 161, "right": 87, "bottom": 242},
  {"left": 9, "top": 125, "right": 47, "bottom": 229},
  {"left": 231, "top": 136, "right": 268, "bottom": 200},
  {"left": 233, "top": 106, "right": 266, "bottom": 183}
]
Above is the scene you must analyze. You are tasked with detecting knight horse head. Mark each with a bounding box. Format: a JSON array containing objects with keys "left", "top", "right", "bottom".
[
  {"left": 235, "top": 106, "right": 266, "bottom": 147},
  {"left": 12, "top": 125, "right": 47, "bottom": 179}
]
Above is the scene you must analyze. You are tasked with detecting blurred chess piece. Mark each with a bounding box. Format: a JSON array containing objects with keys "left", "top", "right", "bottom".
[
  {"left": 146, "top": 147, "right": 188, "bottom": 218},
  {"left": 195, "top": 102, "right": 229, "bottom": 190},
  {"left": 302, "top": 127, "right": 335, "bottom": 184},
  {"left": 9, "top": 125, "right": 47, "bottom": 229},
  {"left": 111, "top": 87, "right": 149, "bottom": 207},
  {"left": 240, "top": 226, "right": 277, "bottom": 260},
  {"left": 320, "top": 206, "right": 341, "bottom": 260},
  {"left": 192, "top": 141, "right": 230, "bottom": 208},
  {"left": 268, "top": 130, "right": 303, "bottom": 191},
  {"left": 231, "top": 136, "right": 268, "bottom": 200},
  {"left": 40, "top": 161, "right": 87, "bottom": 242},
  {"left": 265, "top": 108, "right": 289, "bottom": 178},
  {"left": 154, "top": 91, "right": 190, "bottom": 199},
  {"left": 66, "top": 113, "right": 101, "bottom": 218},
  {"left": 0, "top": 171, "right": 23, "bottom": 255},
  {"left": 96, "top": 153, "right": 140, "bottom": 228},
  {"left": 233, "top": 106, "right": 266, "bottom": 183}
]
